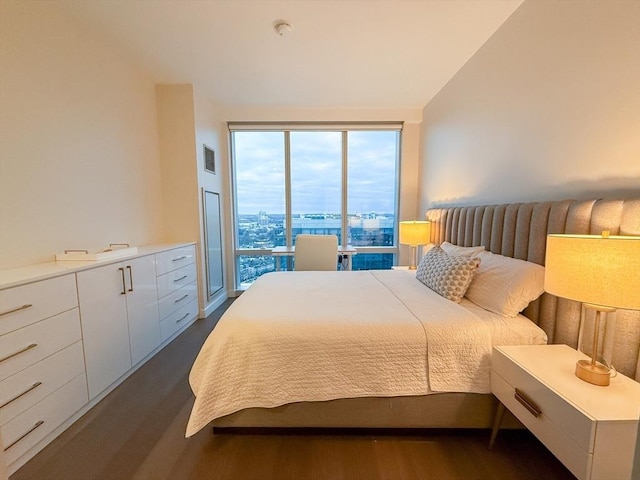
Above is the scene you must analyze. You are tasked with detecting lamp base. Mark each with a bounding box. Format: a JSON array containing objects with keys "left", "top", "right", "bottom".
[{"left": 575, "top": 359, "right": 610, "bottom": 386}]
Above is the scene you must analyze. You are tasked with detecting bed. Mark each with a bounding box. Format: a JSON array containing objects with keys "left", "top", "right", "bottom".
[{"left": 187, "top": 198, "right": 640, "bottom": 435}]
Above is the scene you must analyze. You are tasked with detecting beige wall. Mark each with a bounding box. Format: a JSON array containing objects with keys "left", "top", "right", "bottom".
[
  {"left": 419, "top": 0, "right": 640, "bottom": 212},
  {"left": 0, "top": 1, "right": 164, "bottom": 269}
]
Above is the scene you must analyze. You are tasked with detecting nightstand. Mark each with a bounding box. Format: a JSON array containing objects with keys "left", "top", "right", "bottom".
[{"left": 490, "top": 344, "right": 640, "bottom": 480}]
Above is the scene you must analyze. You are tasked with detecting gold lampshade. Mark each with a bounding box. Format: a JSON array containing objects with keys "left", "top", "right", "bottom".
[
  {"left": 399, "top": 221, "right": 431, "bottom": 246},
  {"left": 545, "top": 232, "right": 640, "bottom": 386},
  {"left": 399, "top": 221, "right": 431, "bottom": 270},
  {"left": 545, "top": 233, "right": 640, "bottom": 310}
]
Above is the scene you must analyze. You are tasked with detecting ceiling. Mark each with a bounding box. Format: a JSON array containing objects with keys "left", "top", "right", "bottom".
[{"left": 59, "top": 0, "right": 524, "bottom": 110}]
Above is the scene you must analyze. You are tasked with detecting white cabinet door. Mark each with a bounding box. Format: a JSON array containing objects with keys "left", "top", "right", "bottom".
[
  {"left": 124, "top": 256, "right": 160, "bottom": 365},
  {"left": 77, "top": 264, "right": 131, "bottom": 399}
]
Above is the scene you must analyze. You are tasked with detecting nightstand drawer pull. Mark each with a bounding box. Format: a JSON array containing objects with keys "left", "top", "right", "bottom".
[{"left": 514, "top": 388, "right": 541, "bottom": 417}]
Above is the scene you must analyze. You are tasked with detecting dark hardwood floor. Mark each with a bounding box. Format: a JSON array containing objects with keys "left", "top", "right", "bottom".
[{"left": 12, "top": 299, "right": 575, "bottom": 480}]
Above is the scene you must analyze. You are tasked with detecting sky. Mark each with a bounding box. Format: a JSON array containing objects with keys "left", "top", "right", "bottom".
[{"left": 233, "top": 130, "right": 399, "bottom": 215}]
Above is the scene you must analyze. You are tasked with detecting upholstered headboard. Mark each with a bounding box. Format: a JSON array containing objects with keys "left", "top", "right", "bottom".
[{"left": 425, "top": 199, "right": 640, "bottom": 381}]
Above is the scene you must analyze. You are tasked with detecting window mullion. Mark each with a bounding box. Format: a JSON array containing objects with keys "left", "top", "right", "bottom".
[
  {"left": 284, "top": 131, "right": 292, "bottom": 248},
  {"left": 341, "top": 131, "right": 348, "bottom": 248}
]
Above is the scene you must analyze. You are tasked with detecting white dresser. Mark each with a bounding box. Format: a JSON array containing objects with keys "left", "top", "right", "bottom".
[
  {"left": 0, "top": 275, "right": 88, "bottom": 467},
  {"left": 0, "top": 242, "right": 203, "bottom": 475},
  {"left": 491, "top": 344, "right": 640, "bottom": 480}
]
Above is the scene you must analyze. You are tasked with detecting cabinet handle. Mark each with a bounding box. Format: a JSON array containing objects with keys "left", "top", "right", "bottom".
[
  {"left": 119, "top": 267, "right": 126, "bottom": 295},
  {"left": 64, "top": 249, "right": 88, "bottom": 254},
  {"left": 174, "top": 294, "right": 189, "bottom": 304},
  {"left": 172, "top": 256, "right": 187, "bottom": 262},
  {"left": 127, "top": 265, "right": 134, "bottom": 292},
  {"left": 0, "top": 304, "right": 33, "bottom": 317},
  {"left": 109, "top": 243, "right": 130, "bottom": 248},
  {"left": 173, "top": 275, "right": 188, "bottom": 283},
  {"left": 0, "top": 343, "right": 38, "bottom": 363},
  {"left": 514, "top": 388, "right": 542, "bottom": 417},
  {"left": 0, "top": 382, "right": 42, "bottom": 409},
  {"left": 176, "top": 312, "right": 190, "bottom": 323},
  {"left": 4, "top": 420, "right": 44, "bottom": 451}
]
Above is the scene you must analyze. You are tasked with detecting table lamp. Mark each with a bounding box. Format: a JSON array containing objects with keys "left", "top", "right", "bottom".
[
  {"left": 544, "top": 232, "right": 640, "bottom": 386},
  {"left": 399, "top": 221, "right": 431, "bottom": 270}
]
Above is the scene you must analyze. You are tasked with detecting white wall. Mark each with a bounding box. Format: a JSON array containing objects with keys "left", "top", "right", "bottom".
[
  {"left": 419, "top": 0, "right": 640, "bottom": 211},
  {"left": 0, "top": 1, "right": 164, "bottom": 269}
]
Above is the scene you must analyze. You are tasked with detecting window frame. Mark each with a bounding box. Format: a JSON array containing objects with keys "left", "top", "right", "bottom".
[{"left": 229, "top": 122, "right": 403, "bottom": 290}]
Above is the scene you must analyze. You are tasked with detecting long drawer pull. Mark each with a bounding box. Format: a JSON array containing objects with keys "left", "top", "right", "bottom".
[
  {"left": 514, "top": 388, "right": 542, "bottom": 417},
  {"left": 0, "top": 304, "right": 33, "bottom": 317},
  {"left": 174, "top": 294, "right": 189, "bottom": 304},
  {"left": 173, "top": 275, "right": 188, "bottom": 283},
  {"left": 0, "top": 382, "right": 43, "bottom": 409},
  {"left": 4, "top": 420, "right": 44, "bottom": 451},
  {"left": 0, "top": 343, "right": 38, "bottom": 364},
  {"left": 172, "top": 256, "right": 188, "bottom": 262},
  {"left": 176, "top": 312, "right": 190, "bottom": 323}
]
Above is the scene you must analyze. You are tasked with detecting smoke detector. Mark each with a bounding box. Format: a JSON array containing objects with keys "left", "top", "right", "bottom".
[{"left": 274, "top": 21, "right": 294, "bottom": 36}]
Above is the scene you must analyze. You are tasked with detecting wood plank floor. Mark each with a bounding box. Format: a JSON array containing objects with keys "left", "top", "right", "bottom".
[{"left": 12, "top": 299, "right": 575, "bottom": 480}]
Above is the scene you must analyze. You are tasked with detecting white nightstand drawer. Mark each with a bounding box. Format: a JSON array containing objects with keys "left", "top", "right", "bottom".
[
  {"left": 492, "top": 371, "right": 591, "bottom": 480},
  {"left": 156, "top": 263, "right": 197, "bottom": 299},
  {"left": 0, "top": 274, "right": 78, "bottom": 336},
  {"left": 0, "top": 341, "right": 85, "bottom": 426},
  {"left": 158, "top": 281, "right": 197, "bottom": 320},
  {"left": 492, "top": 347, "right": 595, "bottom": 453},
  {"left": 1, "top": 373, "right": 88, "bottom": 466},
  {"left": 0, "top": 309, "right": 82, "bottom": 381},
  {"left": 155, "top": 245, "right": 196, "bottom": 276}
]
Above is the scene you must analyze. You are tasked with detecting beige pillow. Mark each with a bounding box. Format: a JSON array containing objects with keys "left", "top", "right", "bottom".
[
  {"left": 465, "top": 250, "right": 545, "bottom": 317},
  {"left": 416, "top": 246, "right": 481, "bottom": 303},
  {"left": 440, "top": 241, "right": 485, "bottom": 258}
]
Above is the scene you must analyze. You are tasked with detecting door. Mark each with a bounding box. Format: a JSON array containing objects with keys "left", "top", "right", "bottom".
[
  {"left": 77, "top": 263, "right": 132, "bottom": 399},
  {"left": 125, "top": 255, "right": 161, "bottom": 365}
]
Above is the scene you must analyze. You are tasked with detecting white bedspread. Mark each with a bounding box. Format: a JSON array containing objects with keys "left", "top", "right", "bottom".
[{"left": 186, "top": 270, "right": 546, "bottom": 437}]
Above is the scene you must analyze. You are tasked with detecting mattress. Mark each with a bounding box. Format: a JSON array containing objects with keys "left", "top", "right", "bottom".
[{"left": 186, "top": 270, "right": 546, "bottom": 437}]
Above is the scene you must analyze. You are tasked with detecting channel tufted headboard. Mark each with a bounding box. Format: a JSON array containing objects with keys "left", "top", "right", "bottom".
[{"left": 425, "top": 198, "right": 640, "bottom": 381}]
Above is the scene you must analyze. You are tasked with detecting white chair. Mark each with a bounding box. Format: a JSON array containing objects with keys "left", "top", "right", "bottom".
[{"left": 294, "top": 234, "right": 338, "bottom": 271}]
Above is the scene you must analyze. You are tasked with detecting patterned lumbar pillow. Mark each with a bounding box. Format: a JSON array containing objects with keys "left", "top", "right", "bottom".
[{"left": 416, "top": 245, "right": 481, "bottom": 303}]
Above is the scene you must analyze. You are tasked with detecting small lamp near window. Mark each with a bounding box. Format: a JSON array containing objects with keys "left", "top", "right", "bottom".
[
  {"left": 544, "top": 232, "right": 640, "bottom": 386},
  {"left": 399, "top": 221, "right": 431, "bottom": 270}
]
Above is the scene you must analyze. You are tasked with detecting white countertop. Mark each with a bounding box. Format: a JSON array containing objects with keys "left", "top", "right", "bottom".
[{"left": 0, "top": 243, "right": 196, "bottom": 290}]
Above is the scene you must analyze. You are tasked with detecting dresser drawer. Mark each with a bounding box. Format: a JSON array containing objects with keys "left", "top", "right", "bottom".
[
  {"left": 158, "top": 281, "right": 197, "bottom": 320},
  {"left": 160, "top": 300, "right": 198, "bottom": 342},
  {"left": 0, "top": 341, "right": 85, "bottom": 426},
  {"left": 0, "top": 309, "right": 82, "bottom": 381},
  {"left": 492, "top": 348, "right": 595, "bottom": 453},
  {"left": 1, "top": 373, "right": 88, "bottom": 466},
  {"left": 0, "top": 275, "right": 78, "bottom": 336},
  {"left": 492, "top": 371, "right": 591, "bottom": 480},
  {"left": 156, "top": 263, "right": 197, "bottom": 299},
  {"left": 155, "top": 245, "right": 196, "bottom": 276}
]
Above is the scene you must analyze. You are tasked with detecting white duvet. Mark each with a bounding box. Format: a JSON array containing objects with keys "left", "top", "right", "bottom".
[{"left": 186, "top": 270, "right": 546, "bottom": 437}]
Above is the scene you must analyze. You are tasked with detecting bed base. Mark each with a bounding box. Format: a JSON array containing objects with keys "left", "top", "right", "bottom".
[{"left": 212, "top": 393, "right": 521, "bottom": 430}]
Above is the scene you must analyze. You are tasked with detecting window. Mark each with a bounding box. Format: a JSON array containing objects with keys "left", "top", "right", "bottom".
[{"left": 230, "top": 124, "right": 401, "bottom": 289}]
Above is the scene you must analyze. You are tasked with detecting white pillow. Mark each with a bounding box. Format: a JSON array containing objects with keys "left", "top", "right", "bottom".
[
  {"left": 440, "top": 242, "right": 485, "bottom": 258},
  {"left": 464, "top": 250, "right": 545, "bottom": 317}
]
